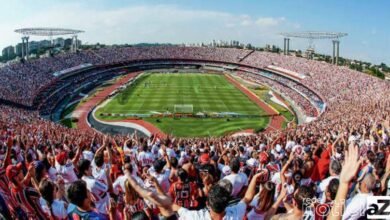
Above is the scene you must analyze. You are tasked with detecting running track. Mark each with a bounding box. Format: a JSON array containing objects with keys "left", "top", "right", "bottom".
[
  {"left": 224, "top": 74, "right": 284, "bottom": 133},
  {"left": 75, "top": 72, "right": 167, "bottom": 138},
  {"left": 75, "top": 72, "right": 284, "bottom": 138}
]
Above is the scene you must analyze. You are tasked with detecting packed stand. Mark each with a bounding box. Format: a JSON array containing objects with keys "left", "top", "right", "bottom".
[
  {"left": 0, "top": 96, "right": 389, "bottom": 219},
  {"left": 236, "top": 70, "right": 319, "bottom": 118},
  {"left": 0, "top": 46, "right": 390, "bottom": 219}
]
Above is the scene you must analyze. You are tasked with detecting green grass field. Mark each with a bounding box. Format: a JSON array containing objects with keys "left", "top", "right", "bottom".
[
  {"left": 232, "top": 76, "right": 296, "bottom": 128},
  {"left": 96, "top": 73, "right": 270, "bottom": 137}
]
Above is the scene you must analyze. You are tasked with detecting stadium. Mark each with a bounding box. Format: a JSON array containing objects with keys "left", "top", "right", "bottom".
[
  {"left": 4, "top": 46, "right": 329, "bottom": 138},
  {"left": 0, "top": 2, "right": 389, "bottom": 220}
]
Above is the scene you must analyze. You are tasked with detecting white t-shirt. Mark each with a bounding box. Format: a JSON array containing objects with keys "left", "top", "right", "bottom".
[
  {"left": 137, "top": 151, "right": 154, "bottom": 167},
  {"left": 177, "top": 200, "right": 247, "bottom": 220},
  {"left": 39, "top": 198, "right": 67, "bottom": 219},
  {"left": 247, "top": 193, "right": 268, "bottom": 219},
  {"left": 82, "top": 175, "right": 110, "bottom": 215},
  {"left": 123, "top": 145, "right": 137, "bottom": 160},
  {"left": 317, "top": 175, "right": 339, "bottom": 203},
  {"left": 285, "top": 141, "right": 296, "bottom": 151},
  {"left": 55, "top": 162, "right": 78, "bottom": 184},
  {"left": 151, "top": 145, "right": 160, "bottom": 159},
  {"left": 343, "top": 193, "right": 372, "bottom": 220},
  {"left": 246, "top": 158, "right": 259, "bottom": 168},
  {"left": 148, "top": 167, "right": 171, "bottom": 193},
  {"left": 158, "top": 148, "right": 176, "bottom": 159},
  {"left": 247, "top": 209, "right": 266, "bottom": 220},
  {"left": 91, "top": 159, "right": 110, "bottom": 185},
  {"left": 82, "top": 150, "right": 94, "bottom": 161},
  {"left": 113, "top": 174, "right": 145, "bottom": 195},
  {"left": 223, "top": 173, "right": 248, "bottom": 197},
  {"left": 48, "top": 166, "right": 58, "bottom": 181}
]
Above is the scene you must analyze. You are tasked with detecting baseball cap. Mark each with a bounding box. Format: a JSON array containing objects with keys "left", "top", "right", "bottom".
[
  {"left": 6, "top": 163, "right": 23, "bottom": 180},
  {"left": 199, "top": 153, "right": 210, "bottom": 165},
  {"left": 56, "top": 151, "right": 67, "bottom": 164}
]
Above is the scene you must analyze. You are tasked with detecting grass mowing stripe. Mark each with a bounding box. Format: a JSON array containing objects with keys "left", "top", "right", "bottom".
[{"left": 97, "top": 73, "right": 269, "bottom": 136}]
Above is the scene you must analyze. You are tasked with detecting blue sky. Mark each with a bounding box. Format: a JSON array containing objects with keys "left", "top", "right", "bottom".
[{"left": 0, "top": 0, "right": 389, "bottom": 64}]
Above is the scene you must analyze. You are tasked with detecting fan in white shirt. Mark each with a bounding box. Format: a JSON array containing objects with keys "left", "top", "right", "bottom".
[
  {"left": 82, "top": 150, "right": 94, "bottom": 162},
  {"left": 55, "top": 147, "right": 82, "bottom": 185},
  {"left": 113, "top": 163, "right": 144, "bottom": 195},
  {"left": 223, "top": 158, "right": 248, "bottom": 197},
  {"left": 246, "top": 151, "right": 259, "bottom": 169},
  {"left": 247, "top": 181, "right": 276, "bottom": 220},
  {"left": 343, "top": 173, "right": 376, "bottom": 220},
  {"left": 122, "top": 168, "right": 266, "bottom": 220},
  {"left": 317, "top": 159, "right": 341, "bottom": 203},
  {"left": 158, "top": 147, "right": 176, "bottom": 159},
  {"left": 148, "top": 158, "right": 171, "bottom": 193},
  {"left": 91, "top": 142, "right": 113, "bottom": 185},
  {"left": 38, "top": 179, "right": 68, "bottom": 220},
  {"left": 137, "top": 144, "right": 154, "bottom": 168},
  {"left": 176, "top": 172, "right": 266, "bottom": 220},
  {"left": 78, "top": 159, "right": 112, "bottom": 215}
]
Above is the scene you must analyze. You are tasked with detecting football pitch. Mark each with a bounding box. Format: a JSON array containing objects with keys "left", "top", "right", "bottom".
[{"left": 96, "top": 73, "right": 270, "bottom": 137}]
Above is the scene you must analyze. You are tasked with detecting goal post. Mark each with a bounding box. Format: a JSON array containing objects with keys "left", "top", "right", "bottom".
[{"left": 174, "top": 104, "right": 193, "bottom": 113}]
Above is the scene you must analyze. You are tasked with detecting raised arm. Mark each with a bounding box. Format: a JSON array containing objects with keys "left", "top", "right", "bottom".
[
  {"left": 242, "top": 172, "right": 264, "bottom": 204},
  {"left": 105, "top": 166, "right": 114, "bottom": 194},
  {"left": 380, "top": 155, "right": 390, "bottom": 193},
  {"left": 265, "top": 183, "right": 287, "bottom": 219},
  {"left": 281, "top": 152, "right": 294, "bottom": 184},
  {"left": 149, "top": 175, "right": 165, "bottom": 195},
  {"left": 164, "top": 153, "right": 171, "bottom": 169},
  {"left": 94, "top": 136, "right": 108, "bottom": 157},
  {"left": 72, "top": 142, "right": 83, "bottom": 167},
  {"left": 106, "top": 138, "right": 114, "bottom": 164},
  {"left": 126, "top": 174, "right": 175, "bottom": 217},
  {"left": 126, "top": 174, "right": 172, "bottom": 208},
  {"left": 1, "top": 136, "right": 13, "bottom": 168},
  {"left": 327, "top": 143, "right": 361, "bottom": 220}
]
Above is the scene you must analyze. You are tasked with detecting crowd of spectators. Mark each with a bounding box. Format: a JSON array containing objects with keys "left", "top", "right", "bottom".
[
  {"left": 0, "top": 97, "right": 389, "bottom": 219},
  {"left": 0, "top": 51, "right": 101, "bottom": 106},
  {"left": 0, "top": 46, "right": 389, "bottom": 219},
  {"left": 236, "top": 70, "right": 319, "bottom": 118}
]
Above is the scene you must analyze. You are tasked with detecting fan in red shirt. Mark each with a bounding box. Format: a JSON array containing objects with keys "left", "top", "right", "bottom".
[
  {"left": 168, "top": 168, "right": 199, "bottom": 209},
  {"left": 7, "top": 163, "right": 48, "bottom": 220},
  {"left": 311, "top": 144, "right": 331, "bottom": 182}
]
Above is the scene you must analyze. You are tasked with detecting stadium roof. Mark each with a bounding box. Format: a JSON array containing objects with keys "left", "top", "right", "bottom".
[
  {"left": 280, "top": 31, "right": 348, "bottom": 40},
  {"left": 15, "top": 27, "right": 84, "bottom": 36}
]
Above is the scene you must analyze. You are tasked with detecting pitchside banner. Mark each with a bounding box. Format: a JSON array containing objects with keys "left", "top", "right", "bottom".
[{"left": 367, "top": 196, "right": 390, "bottom": 219}]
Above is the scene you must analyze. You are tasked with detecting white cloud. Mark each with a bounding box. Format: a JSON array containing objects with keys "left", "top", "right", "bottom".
[
  {"left": 256, "top": 17, "right": 286, "bottom": 27},
  {"left": 0, "top": 3, "right": 388, "bottom": 64},
  {"left": 0, "top": 4, "right": 292, "bottom": 49}
]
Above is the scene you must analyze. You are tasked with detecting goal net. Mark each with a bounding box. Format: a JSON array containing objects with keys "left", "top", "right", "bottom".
[{"left": 174, "top": 104, "right": 193, "bottom": 113}]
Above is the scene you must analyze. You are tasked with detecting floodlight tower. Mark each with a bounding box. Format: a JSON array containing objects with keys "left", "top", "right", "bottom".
[
  {"left": 280, "top": 31, "right": 348, "bottom": 65},
  {"left": 15, "top": 27, "right": 84, "bottom": 59}
]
